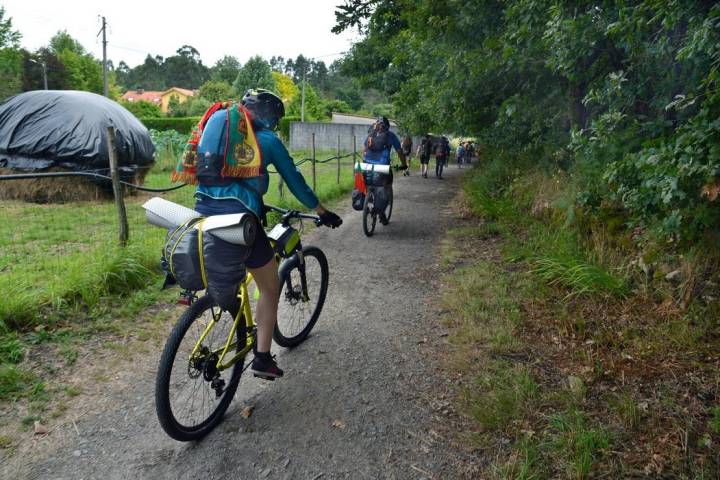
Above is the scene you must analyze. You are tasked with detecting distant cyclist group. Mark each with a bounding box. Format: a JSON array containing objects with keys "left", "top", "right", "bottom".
[{"left": 398, "top": 133, "right": 476, "bottom": 179}]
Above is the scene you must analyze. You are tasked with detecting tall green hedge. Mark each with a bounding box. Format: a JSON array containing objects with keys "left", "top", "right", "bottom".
[{"left": 140, "top": 117, "right": 200, "bottom": 135}]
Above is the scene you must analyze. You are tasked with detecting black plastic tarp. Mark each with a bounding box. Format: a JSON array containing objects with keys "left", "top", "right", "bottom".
[{"left": 0, "top": 90, "right": 154, "bottom": 174}]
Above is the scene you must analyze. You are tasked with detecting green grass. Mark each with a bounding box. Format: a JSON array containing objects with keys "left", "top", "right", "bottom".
[
  {"left": 497, "top": 437, "right": 546, "bottom": 480},
  {"left": 466, "top": 361, "right": 538, "bottom": 432},
  {"left": 550, "top": 410, "right": 611, "bottom": 480},
  {"left": 0, "top": 334, "right": 23, "bottom": 364},
  {"left": 447, "top": 156, "right": 720, "bottom": 477},
  {"left": 462, "top": 157, "right": 628, "bottom": 300},
  {"left": 0, "top": 149, "right": 355, "bottom": 332},
  {"left": 529, "top": 255, "right": 627, "bottom": 298},
  {"left": 709, "top": 407, "right": 720, "bottom": 435},
  {"left": 0, "top": 364, "right": 42, "bottom": 401}
]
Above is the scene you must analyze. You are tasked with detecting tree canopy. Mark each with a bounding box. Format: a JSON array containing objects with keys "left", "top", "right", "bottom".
[
  {"left": 334, "top": 0, "right": 720, "bottom": 242},
  {"left": 232, "top": 55, "right": 277, "bottom": 97}
]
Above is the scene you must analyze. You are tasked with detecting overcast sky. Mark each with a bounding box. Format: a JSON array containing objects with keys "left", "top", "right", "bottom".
[{"left": 3, "top": 0, "right": 359, "bottom": 67}]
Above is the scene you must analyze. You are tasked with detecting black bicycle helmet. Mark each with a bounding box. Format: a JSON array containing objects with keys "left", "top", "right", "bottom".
[
  {"left": 241, "top": 88, "right": 285, "bottom": 130},
  {"left": 376, "top": 116, "right": 390, "bottom": 131}
]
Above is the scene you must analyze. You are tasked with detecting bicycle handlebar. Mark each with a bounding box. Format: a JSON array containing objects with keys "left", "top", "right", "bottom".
[{"left": 264, "top": 204, "right": 322, "bottom": 226}]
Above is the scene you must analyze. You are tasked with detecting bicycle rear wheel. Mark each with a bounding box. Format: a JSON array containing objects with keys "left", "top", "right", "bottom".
[
  {"left": 273, "top": 246, "right": 329, "bottom": 347},
  {"left": 363, "top": 190, "right": 377, "bottom": 237},
  {"left": 155, "top": 295, "right": 246, "bottom": 441}
]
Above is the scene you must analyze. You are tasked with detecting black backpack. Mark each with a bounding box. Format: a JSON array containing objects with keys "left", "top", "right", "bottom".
[
  {"left": 419, "top": 139, "right": 430, "bottom": 157},
  {"left": 367, "top": 123, "right": 390, "bottom": 152}
]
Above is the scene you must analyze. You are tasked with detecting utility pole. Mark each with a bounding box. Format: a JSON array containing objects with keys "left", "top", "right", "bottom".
[
  {"left": 300, "top": 66, "right": 306, "bottom": 122},
  {"left": 40, "top": 61, "right": 47, "bottom": 90},
  {"left": 98, "top": 16, "right": 108, "bottom": 97}
]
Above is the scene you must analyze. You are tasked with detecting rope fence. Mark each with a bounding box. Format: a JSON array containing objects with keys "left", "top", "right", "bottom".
[{"left": 0, "top": 133, "right": 361, "bottom": 246}]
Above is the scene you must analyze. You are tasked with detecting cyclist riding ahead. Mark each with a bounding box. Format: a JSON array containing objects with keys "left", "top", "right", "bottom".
[
  {"left": 189, "top": 89, "right": 342, "bottom": 380},
  {"left": 362, "top": 116, "right": 408, "bottom": 225}
]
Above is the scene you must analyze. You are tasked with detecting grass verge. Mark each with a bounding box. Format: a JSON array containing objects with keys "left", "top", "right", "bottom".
[
  {"left": 0, "top": 147, "right": 356, "bottom": 409},
  {"left": 439, "top": 157, "right": 720, "bottom": 478}
]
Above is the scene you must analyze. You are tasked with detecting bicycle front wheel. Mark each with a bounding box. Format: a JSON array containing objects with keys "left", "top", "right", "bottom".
[
  {"left": 363, "top": 190, "right": 377, "bottom": 237},
  {"left": 273, "top": 246, "right": 329, "bottom": 348},
  {"left": 155, "top": 295, "right": 247, "bottom": 441},
  {"left": 385, "top": 186, "right": 394, "bottom": 223}
]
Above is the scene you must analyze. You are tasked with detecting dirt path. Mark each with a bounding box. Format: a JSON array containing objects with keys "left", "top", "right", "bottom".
[{"left": 7, "top": 166, "right": 473, "bottom": 480}]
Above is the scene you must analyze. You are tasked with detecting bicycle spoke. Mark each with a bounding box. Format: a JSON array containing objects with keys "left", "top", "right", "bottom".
[{"left": 165, "top": 303, "right": 240, "bottom": 430}]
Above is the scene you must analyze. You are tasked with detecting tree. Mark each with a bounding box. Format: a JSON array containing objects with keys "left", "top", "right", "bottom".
[
  {"left": 0, "top": 6, "right": 21, "bottom": 48},
  {"left": 22, "top": 48, "right": 67, "bottom": 91},
  {"left": 0, "top": 6, "right": 21, "bottom": 100},
  {"left": 269, "top": 55, "right": 286, "bottom": 72},
  {"left": 334, "top": 0, "right": 720, "bottom": 242},
  {"left": 127, "top": 55, "right": 166, "bottom": 90},
  {"left": 290, "top": 54, "right": 310, "bottom": 84},
  {"left": 272, "top": 71, "right": 298, "bottom": 103},
  {"left": 232, "top": 55, "right": 276, "bottom": 96},
  {"left": 336, "top": 87, "right": 363, "bottom": 110},
  {"left": 188, "top": 97, "right": 212, "bottom": 116},
  {"left": 210, "top": 55, "right": 241, "bottom": 84},
  {"left": 323, "top": 98, "right": 352, "bottom": 117},
  {"left": 167, "top": 94, "right": 185, "bottom": 117},
  {"left": 287, "top": 82, "right": 325, "bottom": 120},
  {"left": 308, "top": 60, "right": 329, "bottom": 91},
  {"left": 198, "top": 80, "right": 233, "bottom": 102},
  {"left": 49, "top": 30, "right": 85, "bottom": 55},
  {"left": 114, "top": 60, "right": 131, "bottom": 89},
  {"left": 163, "top": 45, "right": 210, "bottom": 89},
  {"left": 120, "top": 99, "right": 162, "bottom": 117},
  {"left": 47, "top": 30, "right": 105, "bottom": 94}
]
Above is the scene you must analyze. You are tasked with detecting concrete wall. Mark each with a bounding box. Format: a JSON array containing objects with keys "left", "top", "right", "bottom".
[
  {"left": 331, "top": 112, "right": 398, "bottom": 127},
  {"left": 289, "top": 121, "right": 420, "bottom": 154}
]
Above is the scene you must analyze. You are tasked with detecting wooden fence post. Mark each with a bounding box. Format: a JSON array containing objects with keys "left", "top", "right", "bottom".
[
  {"left": 311, "top": 132, "right": 316, "bottom": 191},
  {"left": 336, "top": 135, "right": 341, "bottom": 184},
  {"left": 278, "top": 176, "right": 284, "bottom": 199},
  {"left": 107, "top": 126, "right": 128, "bottom": 247}
]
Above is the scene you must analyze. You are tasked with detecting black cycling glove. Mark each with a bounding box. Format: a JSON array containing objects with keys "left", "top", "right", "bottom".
[{"left": 319, "top": 210, "right": 343, "bottom": 228}]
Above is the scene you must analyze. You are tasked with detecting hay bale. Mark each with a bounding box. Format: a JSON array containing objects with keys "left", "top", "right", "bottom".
[{"left": 0, "top": 167, "right": 147, "bottom": 203}]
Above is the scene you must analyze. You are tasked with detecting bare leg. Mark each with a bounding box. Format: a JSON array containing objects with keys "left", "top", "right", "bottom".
[{"left": 247, "top": 258, "right": 279, "bottom": 353}]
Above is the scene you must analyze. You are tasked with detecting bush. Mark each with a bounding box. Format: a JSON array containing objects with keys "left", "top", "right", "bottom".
[
  {"left": 140, "top": 117, "right": 200, "bottom": 134},
  {"left": 278, "top": 115, "right": 301, "bottom": 142},
  {"left": 149, "top": 129, "right": 187, "bottom": 172},
  {"left": 120, "top": 100, "right": 162, "bottom": 118},
  {"left": 603, "top": 100, "right": 720, "bottom": 244}
]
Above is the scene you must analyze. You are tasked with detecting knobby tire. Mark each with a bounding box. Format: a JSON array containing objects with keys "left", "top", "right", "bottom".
[
  {"left": 273, "top": 246, "right": 329, "bottom": 348},
  {"left": 155, "top": 295, "right": 246, "bottom": 442}
]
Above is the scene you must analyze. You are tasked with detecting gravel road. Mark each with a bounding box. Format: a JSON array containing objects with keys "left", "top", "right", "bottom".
[{"left": 9, "top": 165, "right": 473, "bottom": 480}]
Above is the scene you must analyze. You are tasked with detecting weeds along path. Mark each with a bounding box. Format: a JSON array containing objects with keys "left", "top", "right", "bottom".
[{"left": 9, "top": 166, "right": 475, "bottom": 479}]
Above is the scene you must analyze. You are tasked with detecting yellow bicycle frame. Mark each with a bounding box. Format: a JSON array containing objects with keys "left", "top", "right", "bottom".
[
  {"left": 188, "top": 241, "right": 287, "bottom": 372},
  {"left": 188, "top": 272, "right": 256, "bottom": 372}
]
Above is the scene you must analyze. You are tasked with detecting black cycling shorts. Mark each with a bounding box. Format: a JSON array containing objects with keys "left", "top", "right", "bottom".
[
  {"left": 244, "top": 226, "right": 275, "bottom": 269},
  {"left": 195, "top": 196, "right": 275, "bottom": 269}
]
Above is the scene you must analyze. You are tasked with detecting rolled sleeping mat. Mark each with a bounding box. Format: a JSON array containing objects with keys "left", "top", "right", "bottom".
[
  {"left": 143, "top": 197, "right": 202, "bottom": 229},
  {"left": 360, "top": 162, "right": 390, "bottom": 174},
  {"left": 198, "top": 213, "right": 257, "bottom": 246}
]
